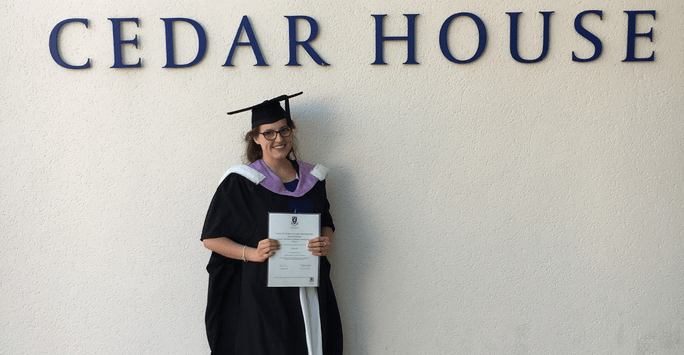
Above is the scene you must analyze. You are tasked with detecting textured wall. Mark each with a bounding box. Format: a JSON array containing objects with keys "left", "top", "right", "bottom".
[{"left": 2, "top": 0, "right": 683, "bottom": 354}]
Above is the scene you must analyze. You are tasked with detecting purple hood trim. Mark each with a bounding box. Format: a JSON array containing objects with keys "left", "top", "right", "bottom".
[{"left": 248, "top": 160, "right": 322, "bottom": 197}]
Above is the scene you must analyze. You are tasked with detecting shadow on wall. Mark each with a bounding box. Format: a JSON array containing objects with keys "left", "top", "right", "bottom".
[{"left": 294, "top": 98, "right": 382, "bottom": 354}]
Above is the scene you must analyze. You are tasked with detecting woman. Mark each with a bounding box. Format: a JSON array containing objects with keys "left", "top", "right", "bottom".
[{"left": 201, "top": 92, "right": 343, "bottom": 355}]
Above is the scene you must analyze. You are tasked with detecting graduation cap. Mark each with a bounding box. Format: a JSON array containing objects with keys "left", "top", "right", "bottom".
[{"left": 227, "top": 92, "right": 303, "bottom": 128}]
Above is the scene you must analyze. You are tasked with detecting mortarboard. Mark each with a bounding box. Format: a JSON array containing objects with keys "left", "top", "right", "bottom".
[{"left": 227, "top": 92, "right": 303, "bottom": 128}]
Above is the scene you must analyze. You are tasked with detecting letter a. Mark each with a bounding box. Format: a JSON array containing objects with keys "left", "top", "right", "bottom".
[{"left": 224, "top": 16, "right": 268, "bottom": 67}]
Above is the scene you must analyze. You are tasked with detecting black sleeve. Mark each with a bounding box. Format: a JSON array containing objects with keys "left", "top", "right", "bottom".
[{"left": 201, "top": 174, "right": 256, "bottom": 242}]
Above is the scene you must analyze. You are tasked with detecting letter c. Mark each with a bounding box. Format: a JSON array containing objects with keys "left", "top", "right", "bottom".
[{"left": 49, "top": 19, "right": 91, "bottom": 69}]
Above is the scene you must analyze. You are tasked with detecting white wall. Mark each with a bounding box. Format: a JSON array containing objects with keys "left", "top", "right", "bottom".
[{"left": 2, "top": 0, "right": 683, "bottom": 354}]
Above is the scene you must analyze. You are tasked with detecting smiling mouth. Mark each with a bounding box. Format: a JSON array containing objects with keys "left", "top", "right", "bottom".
[{"left": 274, "top": 145, "right": 286, "bottom": 149}]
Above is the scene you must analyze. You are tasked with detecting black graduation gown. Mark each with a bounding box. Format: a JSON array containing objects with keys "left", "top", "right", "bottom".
[{"left": 201, "top": 161, "right": 343, "bottom": 355}]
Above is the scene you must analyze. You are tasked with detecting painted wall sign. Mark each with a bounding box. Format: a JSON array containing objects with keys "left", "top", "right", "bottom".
[{"left": 49, "top": 11, "right": 657, "bottom": 69}]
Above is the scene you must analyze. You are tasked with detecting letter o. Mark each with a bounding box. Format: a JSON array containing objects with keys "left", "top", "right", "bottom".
[{"left": 439, "top": 13, "right": 487, "bottom": 64}]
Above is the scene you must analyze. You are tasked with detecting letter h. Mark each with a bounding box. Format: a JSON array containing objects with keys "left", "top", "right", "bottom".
[{"left": 372, "top": 14, "right": 419, "bottom": 65}]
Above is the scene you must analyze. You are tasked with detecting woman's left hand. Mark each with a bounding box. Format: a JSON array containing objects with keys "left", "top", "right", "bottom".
[{"left": 308, "top": 236, "right": 331, "bottom": 257}]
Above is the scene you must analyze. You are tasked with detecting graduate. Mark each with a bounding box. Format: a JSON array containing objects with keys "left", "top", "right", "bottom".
[{"left": 201, "top": 92, "right": 343, "bottom": 355}]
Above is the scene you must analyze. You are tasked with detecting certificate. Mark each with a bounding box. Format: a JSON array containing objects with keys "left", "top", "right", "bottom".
[{"left": 267, "top": 213, "right": 320, "bottom": 287}]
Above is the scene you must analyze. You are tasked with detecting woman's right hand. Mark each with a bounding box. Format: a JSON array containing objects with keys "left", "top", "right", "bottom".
[{"left": 251, "top": 238, "right": 281, "bottom": 263}]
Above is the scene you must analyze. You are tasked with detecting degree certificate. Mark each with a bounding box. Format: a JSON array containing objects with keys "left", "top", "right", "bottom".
[{"left": 267, "top": 213, "right": 320, "bottom": 287}]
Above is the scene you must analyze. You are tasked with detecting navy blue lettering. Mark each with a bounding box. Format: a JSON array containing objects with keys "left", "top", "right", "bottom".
[
  {"left": 224, "top": 16, "right": 267, "bottom": 67},
  {"left": 623, "top": 11, "right": 656, "bottom": 62},
  {"left": 508, "top": 11, "right": 554, "bottom": 63},
  {"left": 372, "top": 14, "right": 419, "bottom": 65},
  {"left": 573, "top": 10, "right": 603, "bottom": 62},
  {"left": 285, "top": 16, "right": 329, "bottom": 66},
  {"left": 49, "top": 19, "right": 91, "bottom": 69},
  {"left": 439, "top": 13, "right": 487, "bottom": 64},
  {"left": 161, "top": 18, "right": 207, "bottom": 68},
  {"left": 109, "top": 18, "right": 141, "bottom": 68}
]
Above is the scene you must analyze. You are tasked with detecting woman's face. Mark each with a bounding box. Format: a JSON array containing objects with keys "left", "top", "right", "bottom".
[{"left": 253, "top": 118, "right": 293, "bottom": 162}]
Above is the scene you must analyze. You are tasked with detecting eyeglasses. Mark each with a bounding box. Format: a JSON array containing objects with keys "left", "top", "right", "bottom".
[{"left": 260, "top": 126, "right": 292, "bottom": 141}]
